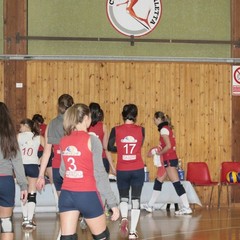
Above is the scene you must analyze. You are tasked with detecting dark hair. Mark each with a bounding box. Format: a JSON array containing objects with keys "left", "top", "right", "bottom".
[
  {"left": 20, "top": 118, "right": 40, "bottom": 137},
  {"left": 32, "top": 114, "right": 44, "bottom": 124},
  {"left": 122, "top": 104, "right": 138, "bottom": 122},
  {"left": 0, "top": 102, "right": 19, "bottom": 159},
  {"left": 63, "top": 103, "right": 90, "bottom": 135},
  {"left": 58, "top": 94, "right": 74, "bottom": 114},
  {"left": 154, "top": 111, "right": 174, "bottom": 129},
  {"left": 99, "top": 108, "right": 104, "bottom": 121},
  {"left": 89, "top": 102, "right": 102, "bottom": 126}
]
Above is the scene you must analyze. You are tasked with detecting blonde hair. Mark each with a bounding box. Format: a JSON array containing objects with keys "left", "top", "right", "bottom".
[{"left": 63, "top": 103, "right": 90, "bottom": 135}]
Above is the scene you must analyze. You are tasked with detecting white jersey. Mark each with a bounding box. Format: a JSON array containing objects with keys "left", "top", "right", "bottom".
[{"left": 18, "top": 132, "right": 41, "bottom": 165}]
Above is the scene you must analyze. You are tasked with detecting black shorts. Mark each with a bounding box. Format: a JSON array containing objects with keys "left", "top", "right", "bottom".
[{"left": 163, "top": 159, "right": 178, "bottom": 168}]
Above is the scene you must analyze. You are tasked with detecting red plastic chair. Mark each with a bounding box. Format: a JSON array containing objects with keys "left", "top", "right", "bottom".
[
  {"left": 186, "top": 162, "right": 219, "bottom": 207},
  {"left": 218, "top": 162, "right": 240, "bottom": 209}
]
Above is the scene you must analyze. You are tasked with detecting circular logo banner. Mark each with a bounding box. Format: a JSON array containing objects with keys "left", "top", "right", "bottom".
[{"left": 106, "top": 0, "right": 162, "bottom": 37}]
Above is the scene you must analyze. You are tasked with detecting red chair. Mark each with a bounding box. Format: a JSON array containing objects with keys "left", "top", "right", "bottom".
[
  {"left": 186, "top": 162, "right": 219, "bottom": 207},
  {"left": 218, "top": 162, "right": 240, "bottom": 209}
]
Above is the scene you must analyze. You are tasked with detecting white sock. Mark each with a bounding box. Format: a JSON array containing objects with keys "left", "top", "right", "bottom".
[
  {"left": 119, "top": 202, "right": 129, "bottom": 219},
  {"left": 27, "top": 202, "right": 36, "bottom": 221},
  {"left": 148, "top": 190, "right": 160, "bottom": 207},
  {"left": 180, "top": 193, "right": 190, "bottom": 208},
  {"left": 130, "top": 209, "right": 140, "bottom": 233},
  {"left": 21, "top": 201, "right": 28, "bottom": 218}
]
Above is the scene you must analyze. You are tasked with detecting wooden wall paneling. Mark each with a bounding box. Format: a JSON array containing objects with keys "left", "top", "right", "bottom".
[
  {"left": 67, "top": 62, "right": 74, "bottom": 102},
  {"left": 88, "top": 62, "right": 98, "bottom": 103},
  {"left": 0, "top": 62, "right": 4, "bottom": 101},
  {"left": 40, "top": 61, "right": 54, "bottom": 122},
  {"left": 57, "top": 61, "right": 68, "bottom": 97},
  {"left": 145, "top": 63, "right": 157, "bottom": 178},
  {"left": 98, "top": 62, "right": 105, "bottom": 108},
  {"left": 27, "top": 61, "right": 43, "bottom": 120},
  {"left": 74, "top": 62, "right": 85, "bottom": 103},
  {"left": 199, "top": 64, "right": 207, "bottom": 163},
  {"left": 179, "top": 63, "right": 187, "bottom": 164},
  {"left": 99, "top": 62, "right": 109, "bottom": 124},
  {"left": 73, "top": 62, "right": 84, "bottom": 103},
  {"left": 48, "top": 61, "right": 59, "bottom": 120},
  {"left": 122, "top": 62, "right": 131, "bottom": 105}
]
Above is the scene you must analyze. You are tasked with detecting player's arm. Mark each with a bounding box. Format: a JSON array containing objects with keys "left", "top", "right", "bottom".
[{"left": 107, "top": 127, "right": 117, "bottom": 152}]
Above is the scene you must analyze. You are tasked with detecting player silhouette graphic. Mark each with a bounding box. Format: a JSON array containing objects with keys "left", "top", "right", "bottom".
[{"left": 117, "top": 0, "right": 151, "bottom": 29}]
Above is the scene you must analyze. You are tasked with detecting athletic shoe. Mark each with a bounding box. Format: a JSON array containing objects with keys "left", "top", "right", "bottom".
[
  {"left": 142, "top": 203, "right": 153, "bottom": 213},
  {"left": 175, "top": 207, "right": 192, "bottom": 215},
  {"left": 22, "top": 217, "right": 29, "bottom": 227},
  {"left": 120, "top": 218, "right": 129, "bottom": 238},
  {"left": 25, "top": 220, "right": 36, "bottom": 229},
  {"left": 79, "top": 218, "right": 87, "bottom": 230},
  {"left": 129, "top": 232, "right": 138, "bottom": 239}
]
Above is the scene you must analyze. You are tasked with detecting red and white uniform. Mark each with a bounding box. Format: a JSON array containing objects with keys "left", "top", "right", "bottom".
[
  {"left": 88, "top": 122, "right": 106, "bottom": 159},
  {"left": 160, "top": 125, "right": 178, "bottom": 160},
  {"left": 60, "top": 131, "right": 97, "bottom": 192},
  {"left": 115, "top": 124, "right": 144, "bottom": 171}
]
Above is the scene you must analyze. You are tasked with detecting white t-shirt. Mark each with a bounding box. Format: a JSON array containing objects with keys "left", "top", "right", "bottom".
[
  {"left": 160, "top": 127, "right": 169, "bottom": 136},
  {"left": 18, "top": 132, "right": 40, "bottom": 165}
]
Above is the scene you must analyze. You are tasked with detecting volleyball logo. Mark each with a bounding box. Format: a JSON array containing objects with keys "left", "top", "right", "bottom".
[
  {"left": 106, "top": 0, "right": 162, "bottom": 37},
  {"left": 226, "top": 171, "right": 238, "bottom": 183}
]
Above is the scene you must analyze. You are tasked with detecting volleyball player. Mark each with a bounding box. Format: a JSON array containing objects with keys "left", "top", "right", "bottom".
[
  {"left": 17, "top": 118, "right": 45, "bottom": 229},
  {"left": 108, "top": 104, "right": 145, "bottom": 239},
  {"left": 143, "top": 111, "right": 192, "bottom": 215},
  {"left": 58, "top": 103, "right": 119, "bottom": 240}
]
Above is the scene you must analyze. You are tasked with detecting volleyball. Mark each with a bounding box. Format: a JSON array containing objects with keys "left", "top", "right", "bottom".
[
  {"left": 237, "top": 172, "right": 240, "bottom": 183},
  {"left": 226, "top": 171, "right": 238, "bottom": 183}
]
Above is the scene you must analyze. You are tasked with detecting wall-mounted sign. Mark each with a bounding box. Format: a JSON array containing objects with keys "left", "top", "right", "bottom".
[
  {"left": 232, "top": 65, "right": 240, "bottom": 96},
  {"left": 106, "top": 0, "right": 162, "bottom": 37}
]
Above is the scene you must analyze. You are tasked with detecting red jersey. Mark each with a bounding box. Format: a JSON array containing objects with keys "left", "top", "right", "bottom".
[
  {"left": 60, "top": 131, "right": 97, "bottom": 192},
  {"left": 88, "top": 122, "right": 106, "bottom": 159},
  {"left": 115, "top": 124, "right": 144, "bottom": 171},
  {"left": 52, "top": 144, "right": 61, "bottom": 168},
  {"left": 160, "top": 125, "right": 178, "bottom": 160}
]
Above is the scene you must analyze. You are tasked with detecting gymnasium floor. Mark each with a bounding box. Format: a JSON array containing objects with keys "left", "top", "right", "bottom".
[{"left": 13, "top": 207, "right": 240, "bottom": 240}]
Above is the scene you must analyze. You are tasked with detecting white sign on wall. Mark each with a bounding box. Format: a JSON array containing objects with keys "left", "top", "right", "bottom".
[
  {"left": 106, "top": 0, "right": 162, "bottom": 37},
  {"left": 232, "top": 65, "right": 240, "bottom": 96}
]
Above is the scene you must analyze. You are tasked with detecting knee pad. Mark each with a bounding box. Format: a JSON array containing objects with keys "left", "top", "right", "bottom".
[
  {"left": 60, "top": 233, "right": 78, "bottom": 240},
  {"left": 131, "top": 199, "right": 140, "bottom": 209},
  {"left": 0, "top": 216, "right": 13, "bottom": 233},
  {"left": 28, "top": 192, "right": 37, "bottom": 203},
  {"left": 153, "top": 179, "right": 163, "bottom": 191},
  {"left": 173, "top": 181, "right": 186, "bottom": 196},
  {"left": 92, "top": 227, "right": 110, "bottom": 240}
]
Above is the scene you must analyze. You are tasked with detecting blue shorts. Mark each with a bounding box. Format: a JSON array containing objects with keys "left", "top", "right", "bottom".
[
  {"left": 117, "top": 168, "right": 144, "bottom": 199},
  {"left": 24, "top": 164, "right": 39, "bottom": 178},
  {"left": 0, "top": 176, "right": 15, "bottom": 207},
  {"left": 53, "top": 168, "right": 63, "bottom": 191},
  {"left": 59, "top": 190, "right": 104, "bottom": 218},
  {"left": 38, "top": 151, "right": 53, "bottom": 168},
  {"left": 164, "top": 159, "right": 178, "bottom": 168}
]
